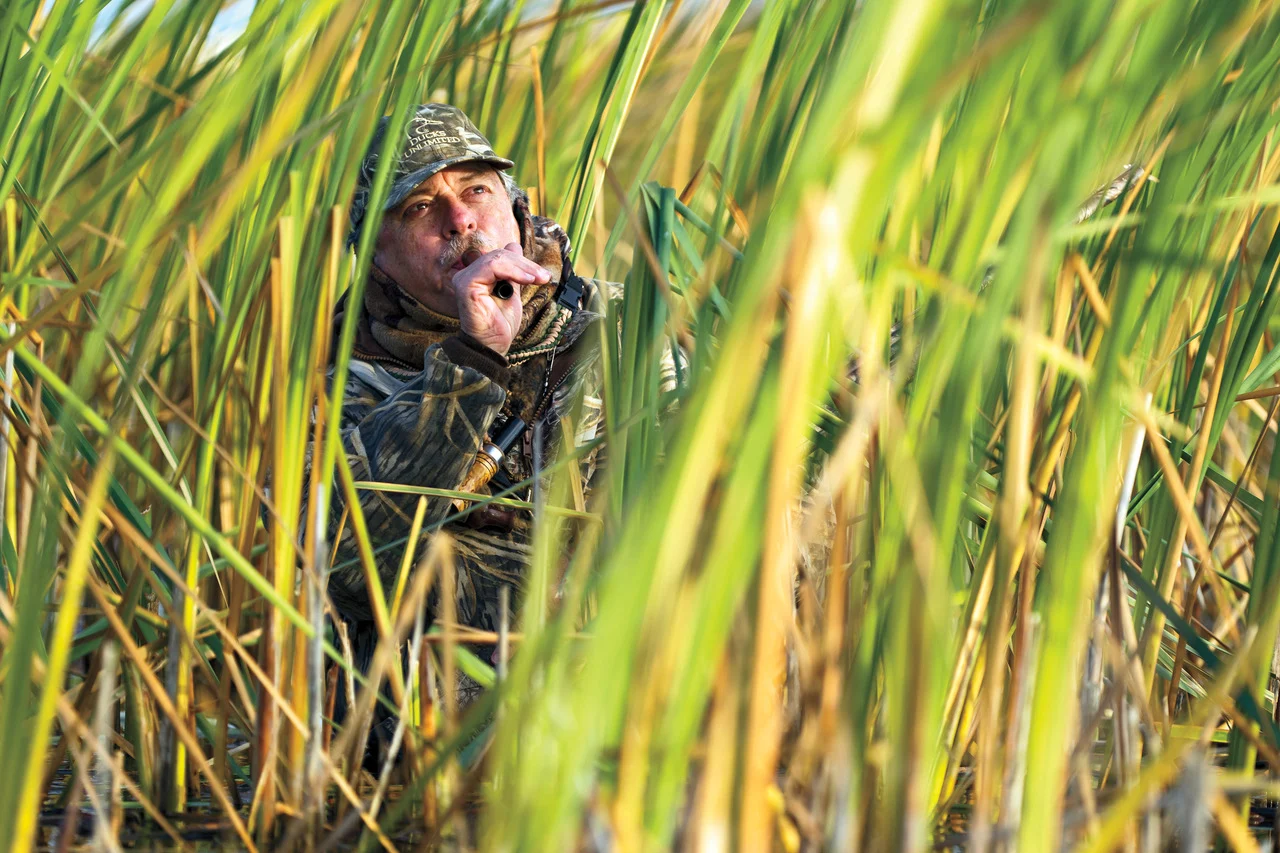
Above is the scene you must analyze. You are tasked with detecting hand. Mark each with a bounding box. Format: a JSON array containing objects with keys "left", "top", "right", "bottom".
[{"left": 451, "top": 242, "right": 551, "bottom": 356}]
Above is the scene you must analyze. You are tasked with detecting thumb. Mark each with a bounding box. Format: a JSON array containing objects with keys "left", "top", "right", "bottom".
[{"left": 504, "top": 241, "right": 523, "bottom": 256}]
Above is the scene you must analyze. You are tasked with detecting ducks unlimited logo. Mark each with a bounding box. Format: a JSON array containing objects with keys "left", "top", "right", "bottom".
[{"left": 405, "top": 116, "right": 463, "bottom": 159}]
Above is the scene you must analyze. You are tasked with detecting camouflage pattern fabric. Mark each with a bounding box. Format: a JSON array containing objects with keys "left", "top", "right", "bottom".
[
  {"left": 320, "top": 216, "right": 607, "bottom": 635},
  {"left": 314, "top": 231, "right": 607, "bottom": 743}
]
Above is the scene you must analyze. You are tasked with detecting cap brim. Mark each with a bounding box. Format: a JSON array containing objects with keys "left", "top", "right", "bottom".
[{"left": 383, "top": 154, "right": 516, "bottom": 212}]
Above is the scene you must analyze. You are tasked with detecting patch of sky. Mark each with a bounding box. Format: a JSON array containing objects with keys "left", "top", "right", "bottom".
[
  {"left": 86, "top": 0, "right": 640, "bottom": 54},
  {"left": 89, "top": 0, "right": 253, "bottom": 55},
  {"left": 82, "top": 0, "right": 756, "bottom": 63}
]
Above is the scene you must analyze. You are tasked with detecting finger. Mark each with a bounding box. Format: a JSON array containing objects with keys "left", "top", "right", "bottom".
[
  {"left": 461, "top": 245, "right": 535, "bottom": 275},
  {"left": 494, "top": 243, "right": 551, "bottom": 282},
  {"left": 496, "top": 255, "right": 552, "bottom": 283},
  {"left": 489, "top": 258, "right": 543, "bottom": 287}
]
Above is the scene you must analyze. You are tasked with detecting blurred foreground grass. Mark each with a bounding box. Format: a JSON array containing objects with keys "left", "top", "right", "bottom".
[{"left": 4, "top": 0, "right": 1280, "bottom": 850}]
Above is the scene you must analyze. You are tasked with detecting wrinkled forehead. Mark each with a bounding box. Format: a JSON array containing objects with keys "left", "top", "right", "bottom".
[{"left": 409, "top": 162, "right": 503, "bottom": 194}]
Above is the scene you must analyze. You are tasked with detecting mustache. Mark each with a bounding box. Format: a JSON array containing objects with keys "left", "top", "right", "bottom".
[{"left": 439, "top": 232, "right": 502, "bottom": 270}]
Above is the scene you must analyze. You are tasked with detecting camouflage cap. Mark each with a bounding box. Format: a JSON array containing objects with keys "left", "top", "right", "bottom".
[{"left": 348, "top": 103, "right": 515, "bottom": 245}]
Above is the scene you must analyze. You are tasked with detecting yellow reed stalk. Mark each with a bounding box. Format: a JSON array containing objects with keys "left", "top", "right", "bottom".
[
  {"left": 742, "top": 193, "right": 840, "bottom": 850},
  {"left": 391, "top": 497, "right": 428, "bottom": 617},
  {"left": 531, "top": 45, "right": 549, "bottom": 217},
  {"left": 1134, "top": 403, "right": 1228, "bottom": 696}
]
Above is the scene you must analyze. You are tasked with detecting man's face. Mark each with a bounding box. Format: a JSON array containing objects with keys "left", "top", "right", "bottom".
[{"left": 374, "top": 164, "right": 521, "bottom": 316}]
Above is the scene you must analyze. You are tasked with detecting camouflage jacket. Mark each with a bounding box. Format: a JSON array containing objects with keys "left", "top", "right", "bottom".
[
  {"left": 318, "top": 210, "right": 612, "bottom": 651},
  {"left": 323, "top": 284, "right": 608, "bottom": 635}
]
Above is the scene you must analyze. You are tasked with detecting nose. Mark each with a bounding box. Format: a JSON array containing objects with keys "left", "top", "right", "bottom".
[{"left": 440, "top": 194, "right": 477, "bottom": 238}]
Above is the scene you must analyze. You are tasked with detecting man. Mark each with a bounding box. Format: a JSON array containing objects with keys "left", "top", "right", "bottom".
[{"left": 322, "top": 104, "right": 609, "bottom": 719}]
